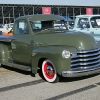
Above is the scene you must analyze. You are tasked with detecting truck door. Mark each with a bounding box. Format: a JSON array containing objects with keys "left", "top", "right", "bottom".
[{"left": 11, "top": 20, "right": 32, "bottom": 65}]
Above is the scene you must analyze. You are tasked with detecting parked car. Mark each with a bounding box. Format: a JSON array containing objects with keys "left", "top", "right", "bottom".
[
  {"left": 73, "top": 15, "right": 100, "bottom": 41},
  {"left": 3, "top": 23, "right": 14, "bottom": 32},
  {"left": 0, "top": 14, "right": 100, "bottom": 83}
]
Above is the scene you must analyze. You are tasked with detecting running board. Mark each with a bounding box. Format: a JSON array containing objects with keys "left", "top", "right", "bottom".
[{"left": 2, "top": 62, "right": 31, "bottom": 71}]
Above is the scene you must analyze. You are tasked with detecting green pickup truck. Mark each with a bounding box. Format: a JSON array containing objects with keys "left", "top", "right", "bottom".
[{"left": 0, "top": 14, "right": 100, "bottom": 83}]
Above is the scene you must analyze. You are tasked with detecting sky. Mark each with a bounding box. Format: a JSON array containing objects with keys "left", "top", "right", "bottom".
[{"left": 0, "top": 0, "right": 100, "bottom": 6}]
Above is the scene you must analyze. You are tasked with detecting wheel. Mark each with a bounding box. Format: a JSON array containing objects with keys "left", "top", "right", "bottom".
[{"left": 42, "top": 59, "right": 59, "bottom": 83}]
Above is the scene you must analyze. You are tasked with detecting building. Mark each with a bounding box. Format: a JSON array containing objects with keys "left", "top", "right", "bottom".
[{"left": 0, "top": 0, "right": 100, "bottom": 24}]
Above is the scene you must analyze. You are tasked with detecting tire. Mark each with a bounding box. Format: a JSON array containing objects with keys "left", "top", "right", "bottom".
[{"left": 42, "top": 59, "right": 59, "bottom": 83}]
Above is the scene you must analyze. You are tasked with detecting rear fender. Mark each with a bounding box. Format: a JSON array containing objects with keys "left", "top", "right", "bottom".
[{"left": 0, "top": 43, "right": 10, "bottom": 64}]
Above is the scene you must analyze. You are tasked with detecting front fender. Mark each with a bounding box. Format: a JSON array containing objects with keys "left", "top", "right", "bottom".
[{"left": 31, "top": 46, "right": 77, "bottom": 75}]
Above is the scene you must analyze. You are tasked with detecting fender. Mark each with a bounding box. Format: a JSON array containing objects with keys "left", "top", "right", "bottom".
[
  {"left": 31, "top": 46, "right": 76, "bottom": 75},
  {"left": 0, "top": 43, "right": 10, "bottom": 64}
]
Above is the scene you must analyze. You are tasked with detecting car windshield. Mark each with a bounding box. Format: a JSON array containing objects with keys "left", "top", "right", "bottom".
[
  {"left": 9, "top": 23, "right": 14, "bottom": 28},
  {"left": 90, "top": 17, "right": 100, "bottom": 28},
  {"left": 30, "top": 20, "right": 67, "bottom": 32},
  {"left": 77, "top": 18, "right": 90, "bottom": 28}
]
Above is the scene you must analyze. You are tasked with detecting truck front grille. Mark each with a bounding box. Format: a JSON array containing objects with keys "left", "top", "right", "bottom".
[{"left": 71, "top": 48, "right": 100, "bottom": 69}]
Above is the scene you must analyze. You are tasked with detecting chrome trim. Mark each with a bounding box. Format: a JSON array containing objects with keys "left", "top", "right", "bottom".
[
  {"left": 71, "top": 63, "right": 100, "bottom": 71},
  {"left": 71, "top": 59, "right": 100, "bottom": 67},
  {"left": 67, "top": 48, "right": 100, "bottom": 77},
  {"left": 72, "top": 48, "right": 100, "bottom": 54},
  {"left": 35, "top": 42, "right": 43, "bottom": 46},
  {"left": 47, "top": 66, "right": 53, "bottom": 71},
  {"left": 71, "top": 51, "right": 100, "bottom": 58},
  {"left": 71, "top": 56, "right": 100, "bottom": 63},
  {"left": 71, "top": 47, "right": 100, "bottom": 69},
  {"left": 62, "top": 65, "right": 100, "bottom": 77}
]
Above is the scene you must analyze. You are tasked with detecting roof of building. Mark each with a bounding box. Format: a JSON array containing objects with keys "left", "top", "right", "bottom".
[
  {"left": 76, "top": 15, "right": 100, "bottom": 18},
  {"left": 0, "top": 0, "right": 99, "bottom": 6}
]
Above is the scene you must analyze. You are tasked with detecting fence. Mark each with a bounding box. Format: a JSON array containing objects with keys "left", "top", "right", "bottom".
[{"left": 0, "top": 4, "right": 100, "bottom": 24}]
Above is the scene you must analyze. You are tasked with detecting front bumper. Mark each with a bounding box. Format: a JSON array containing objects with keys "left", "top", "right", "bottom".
[{"left": 62, "top": 65, "right": 100, "bottom": 77}]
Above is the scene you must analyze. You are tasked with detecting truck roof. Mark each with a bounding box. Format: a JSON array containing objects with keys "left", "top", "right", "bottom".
[
  {"left": 76, "top": 15, "right": 100, "bottom": 18},
  {"left": 15, "top": 14, "right": 65, "bottom": 21}
]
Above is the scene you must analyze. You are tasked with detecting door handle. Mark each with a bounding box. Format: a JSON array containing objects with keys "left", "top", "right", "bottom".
[{"left": 12, "top": 38, "right": 16, "bottom": 40}]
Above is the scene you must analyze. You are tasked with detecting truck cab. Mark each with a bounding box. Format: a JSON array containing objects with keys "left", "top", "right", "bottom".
[{"left": 73, "top": 15, "right": 100, "bottom": 41}]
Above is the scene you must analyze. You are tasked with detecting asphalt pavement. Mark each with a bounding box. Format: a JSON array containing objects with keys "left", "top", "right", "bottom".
[{"left": 0, "top": 66, "right": 100, "bottom": 100}]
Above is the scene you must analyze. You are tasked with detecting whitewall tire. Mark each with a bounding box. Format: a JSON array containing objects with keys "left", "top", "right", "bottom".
[{"left": 42, "top": 59, "right": 59, "bottom": 83}]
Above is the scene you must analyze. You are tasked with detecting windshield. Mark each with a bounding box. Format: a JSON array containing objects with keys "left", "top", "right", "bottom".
[
  {"left": 90, "top": 17, "right": 100, "bottom": 28},
  {"left": 30, "top": 20, "right": 67, "bottom": 32},
  {"left": 77, "top": 18, "right": 90, "bottom": 28}
]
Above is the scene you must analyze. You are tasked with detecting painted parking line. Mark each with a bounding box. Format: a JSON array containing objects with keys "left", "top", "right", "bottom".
[{"left": 0, "top": 71, "right": 14, "bottom": 74}]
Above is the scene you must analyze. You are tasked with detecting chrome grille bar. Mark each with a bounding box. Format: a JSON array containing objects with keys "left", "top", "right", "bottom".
[
  {"left": 71, "top": 51, "right": 100, "bottom": 58},
  {"left": 71, "top": 48, "right": 100, "bottom": 69},
  {"left": 71, "top": 63, "right": 100, "bottom": 71},
  {"left": 71, "top": 55, "right": 100, "bottom": 63},
  {"left": 71, "top": 59, "right": 100, "bottom": 67},
  {"left": 72, "top": 48, "right": 100, "bottom": 53}
]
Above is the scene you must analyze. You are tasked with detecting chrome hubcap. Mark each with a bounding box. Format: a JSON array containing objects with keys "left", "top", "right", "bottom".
[{"left": 47, "top": 66, "right": 54, "bottom": 76}]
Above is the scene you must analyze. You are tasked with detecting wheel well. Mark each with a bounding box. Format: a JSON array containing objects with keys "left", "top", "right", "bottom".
[{"left": 38, "top": 58, "right": 47, "bottom": 69}]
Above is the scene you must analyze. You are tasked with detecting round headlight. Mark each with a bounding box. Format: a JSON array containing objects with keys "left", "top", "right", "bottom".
[{"left": 62, "top": 50, "right": 70, "bottom": 59}]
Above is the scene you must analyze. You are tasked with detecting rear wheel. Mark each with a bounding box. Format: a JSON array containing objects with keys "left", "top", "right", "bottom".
[{"left": 42, "top": 59, "right": 59, "bottom": 83}]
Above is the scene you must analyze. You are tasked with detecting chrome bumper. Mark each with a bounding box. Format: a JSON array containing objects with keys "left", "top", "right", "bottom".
[{"left": 62, "top": 66, "right": 100, "bottom": 77}]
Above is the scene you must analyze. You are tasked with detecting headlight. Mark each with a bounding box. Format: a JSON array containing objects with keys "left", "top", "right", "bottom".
[{"left": 62, "top": 50, "right": 70, "bottom": 59}]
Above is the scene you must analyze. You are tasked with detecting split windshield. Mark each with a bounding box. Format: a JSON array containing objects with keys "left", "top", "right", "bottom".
[
  {"left": 30, "top": 20, "right": 67, "bottom": 32},
  {"left": 77, "top": 16, "right": 100, "bottom": 28}
]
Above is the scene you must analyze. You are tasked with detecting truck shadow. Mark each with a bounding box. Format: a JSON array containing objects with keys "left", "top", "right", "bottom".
[
  {"left": 59, "top": 73, "right": 100, "bottom": 83},
  {"left": 1, "top": 65, "right": 31, "bottom": 75},
  {"left": 1, "top": 65, "right": 100, "bottom": 83},
  {"left": 37, "top": 69, "right": 100, "bottom": 83}
]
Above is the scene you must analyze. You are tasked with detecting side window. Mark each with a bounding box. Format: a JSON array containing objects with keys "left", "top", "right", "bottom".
[
  {"left": 77, "top": 18, "right": 90, "bottom": 28},
  {"left": 15, "top": 21, "right": 29, "bottom": 34}
]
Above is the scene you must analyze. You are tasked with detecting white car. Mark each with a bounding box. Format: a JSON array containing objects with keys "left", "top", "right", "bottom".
[{"left": 1, "top": 23, "right": 14, "bottom": 33}]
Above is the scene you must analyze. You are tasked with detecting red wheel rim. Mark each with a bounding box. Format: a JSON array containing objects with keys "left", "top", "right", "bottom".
[{"left": 44, "top": 62, "right": 55, "bottom": 79}]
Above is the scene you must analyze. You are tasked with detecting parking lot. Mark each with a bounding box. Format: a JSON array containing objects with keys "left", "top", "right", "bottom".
[{"left": 0, "top": 65, "right": 100, "bottom": 100}]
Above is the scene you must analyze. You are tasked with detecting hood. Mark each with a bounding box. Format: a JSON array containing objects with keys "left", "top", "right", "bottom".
[{"left": 34, "top": 31, "right": 97, "bottom": 51}]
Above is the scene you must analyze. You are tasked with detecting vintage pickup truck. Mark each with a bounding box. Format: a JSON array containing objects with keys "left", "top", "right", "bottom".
[
  {"left": 0, "top": 14, "right": 100, "bottom": 83},
  {"left": 72, "top": 15, "right": 100, "bottom": 41}
]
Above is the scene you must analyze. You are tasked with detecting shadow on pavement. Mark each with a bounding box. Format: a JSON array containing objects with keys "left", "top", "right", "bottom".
[
  {"left": 59, "top": 73, "right": 100, "bottom": 83},
  {"left": 1, "top": 65, "right": 31, "bottom": 75}
]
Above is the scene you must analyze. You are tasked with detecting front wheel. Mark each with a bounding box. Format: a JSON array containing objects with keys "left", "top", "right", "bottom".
[{"left": 42, "top": 59, "right": 59, "bottom": 83}]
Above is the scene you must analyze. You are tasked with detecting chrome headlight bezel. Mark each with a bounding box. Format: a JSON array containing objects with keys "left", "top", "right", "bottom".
[{"left": 62, "top": 50, "right": 70, "bottom": 59}]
